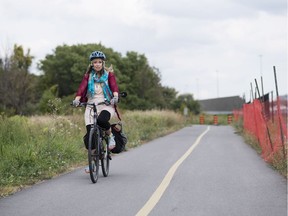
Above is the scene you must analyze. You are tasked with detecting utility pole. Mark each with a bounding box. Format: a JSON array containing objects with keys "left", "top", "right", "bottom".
[
  {"left": 216, "top": 70, "right": 219, "bottom": 98},
  {"left": 196, "top": 78, "right": 199, "bottom": 99}
]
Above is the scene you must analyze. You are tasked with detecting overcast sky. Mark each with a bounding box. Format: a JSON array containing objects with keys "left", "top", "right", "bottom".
[{"left": 1, "top": 0, "right": 287, "bottom": 100}]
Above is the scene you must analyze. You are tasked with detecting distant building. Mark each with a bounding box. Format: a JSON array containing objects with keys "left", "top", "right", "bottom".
[{"left": 198, "top": 96, "right": 245, "bottom": 115}]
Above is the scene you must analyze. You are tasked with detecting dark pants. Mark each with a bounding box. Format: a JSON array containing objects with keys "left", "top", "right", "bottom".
[{"left": 83, "top": 110, "right": 111, "bottom": 149}]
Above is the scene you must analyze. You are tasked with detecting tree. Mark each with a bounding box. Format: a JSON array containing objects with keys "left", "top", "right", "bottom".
[
  {"left": 171, "top": 93, "right": 200, "bottom": 115},
  {"left": 39, "top": 44, "right": 176, "bottom": 110},
  {"left": 11, "top": 44, "right": 33, "bottom": 71},
  {"left": 119, "top": 52, "right": 167, "bottom": 110},
  {"left": 39, "top": 43, "right": 123, "bottom": 98},
  {"left": 0, "top": 44, "right": 40, "bottom": 115},
  {"left": 161, "top": 86, "right": 178, "bottom": 110}
]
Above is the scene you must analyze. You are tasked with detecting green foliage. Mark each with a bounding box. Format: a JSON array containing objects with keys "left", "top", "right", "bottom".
[
  {"left": 233, "top": 120, "right": 287, "bottom": 178},
  {"left": 270, "top": 151, "right": 287, "bottom": 177},
  {"left": 1, "top": 42, "right": 200, "bottom": 114},
  {"left": 123, "top": 110, "right": 186, "bottom": 148},
  {"left": 38, "top": 85, "right": 59, "bottom": 113},
  {"left": 39, "top": 43, "right": 199, "bottom": 111},
  {"left": 172, "top": 93, "right": 200, "bottom": 115},
  {"left": 0, "top": 114, "right": 85, "bottom": 196},
  {"left": 119, "top": 52, "right": 162, "bottom": 106},
  {"left": 0, "top": 45, "right": 41, "bottom": 115},
  {"left": 0, "top": 110, "right": 187, "bottom": 197},
  {"left": 10, "top": 44, "right": 34, "bottom": 71},
  {"left": 233, "top": 116, "right": 243, "bottom": 133},
  {"left": 162, "top": 86, "right": 178, "bottom": 109},
  {"left": 39, "top": 43, "right": 122, "bottom": 97}
]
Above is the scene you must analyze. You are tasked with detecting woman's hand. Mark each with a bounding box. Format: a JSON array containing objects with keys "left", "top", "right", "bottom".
[
  {"left": 73, "top": 96, "right": 81, "bottom": 107},
  {"left": 110, "top": 96, "right": 119, "bottom": 105},
  {"left": 72, "top": 99, "right": 80, "bottom": 107}
]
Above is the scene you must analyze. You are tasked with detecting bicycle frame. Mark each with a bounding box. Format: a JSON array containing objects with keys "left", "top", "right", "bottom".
[{"left": 82, "top": 101, "right": 110, "bottom": 183}]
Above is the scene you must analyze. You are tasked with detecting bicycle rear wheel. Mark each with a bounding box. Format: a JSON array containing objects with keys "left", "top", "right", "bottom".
[
  {"left": 88, "top": 128, "right": 100, "bottom": 183},
  {"left": 101, "top": 137, "right": 110, "bottom": 177}
]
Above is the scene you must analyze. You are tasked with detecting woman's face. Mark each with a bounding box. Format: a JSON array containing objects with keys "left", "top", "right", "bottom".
[{"left": 91, "top": 59, "right": 103, "bottom": 72}]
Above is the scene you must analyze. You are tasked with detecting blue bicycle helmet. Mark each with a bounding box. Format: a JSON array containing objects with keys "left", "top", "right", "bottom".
[{"left": 89, "top": 51, "right": 106, "bottom": 61}]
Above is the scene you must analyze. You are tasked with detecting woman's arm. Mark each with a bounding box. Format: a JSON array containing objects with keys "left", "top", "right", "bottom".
[
  {"left": 75, "top": 73, "right": 89, "bottom": 102},
  {"left": 108, "top": 72, "right": 119, "bottom": 96}
]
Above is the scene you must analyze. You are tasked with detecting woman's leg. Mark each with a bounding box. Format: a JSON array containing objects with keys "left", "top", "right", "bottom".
[
  {"left": 84, "top": 109, "right": 111, "bottom": 148},
  {"left": 97, "top": 110, "right": 111, "bottom": 133},
  {"left": 98, "top": 110, "right": 115, "bottom": 149}
]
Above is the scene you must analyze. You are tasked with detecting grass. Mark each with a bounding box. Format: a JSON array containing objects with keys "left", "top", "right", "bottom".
[
  {"left": 0, "top": 114, "right": 86, "bottom": 197},
  {"left": 123, "top": 110, "right": 187, "bottom": 148},
  {"left": 0, "top": 110, "right": 188, "bottom": 197},
  {"left": 2, "top": 111, "right": 284, "bottom": 197},
  {"left": 232, "top": 119, "right": 287, "bottom": 178}
]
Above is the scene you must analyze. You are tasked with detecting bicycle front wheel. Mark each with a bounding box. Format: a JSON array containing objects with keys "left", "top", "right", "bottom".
[
  {"left": 88, "top": 128, "right": 99, "bottom": 183},
  {"left": 101, "top": 137, "right": 110, "bottom": 177}
]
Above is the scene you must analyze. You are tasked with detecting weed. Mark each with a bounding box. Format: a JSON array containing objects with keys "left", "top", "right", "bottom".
[
  {"left": 233, "top": 121, "right": 287, "bottom": 178},
  {"left": 0, "top": 110, "right": 187, "bottom": 197}
]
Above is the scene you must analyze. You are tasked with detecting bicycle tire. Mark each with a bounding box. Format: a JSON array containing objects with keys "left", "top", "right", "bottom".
[
  {"left": 88, "top": 128, "right": 99, "bottom": 183},
  {"left": 101, "top": 137, "right": 110, "bottom": 177}
]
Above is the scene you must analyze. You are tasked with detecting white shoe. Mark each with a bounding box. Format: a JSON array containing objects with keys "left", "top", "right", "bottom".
[
  {"left": 85, "top": 166, "right": 89, "bottom": 173},
  {"left": 108, "top": 135, "right": 116, "bottom": 150}
]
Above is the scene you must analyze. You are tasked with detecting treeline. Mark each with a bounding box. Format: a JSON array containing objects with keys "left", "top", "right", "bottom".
[{"left": 0, "top": 43, "right": 200, "bottom": 115}]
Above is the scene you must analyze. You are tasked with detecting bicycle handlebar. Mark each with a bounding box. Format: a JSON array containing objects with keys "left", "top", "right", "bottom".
[
  {"left": 71, "top": 91, "right": 128, "bottom": 107},
  {"left": 80, "top": 101, "right": 108, "bottom": 107}
]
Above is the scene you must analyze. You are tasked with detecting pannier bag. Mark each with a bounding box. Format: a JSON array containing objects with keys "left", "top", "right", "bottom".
[{"left": 111, "top": 122, "right": 128, "bottom": 153}]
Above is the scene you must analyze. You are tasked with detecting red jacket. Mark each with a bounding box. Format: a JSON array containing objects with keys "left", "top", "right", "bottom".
[{"left": 76, "top": 72, "right": 119, "bottom": 102}]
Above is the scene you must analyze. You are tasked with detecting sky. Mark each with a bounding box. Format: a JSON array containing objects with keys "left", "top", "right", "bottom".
[{"left": 0, "top": 0, "right": 287, "bottom": 101}]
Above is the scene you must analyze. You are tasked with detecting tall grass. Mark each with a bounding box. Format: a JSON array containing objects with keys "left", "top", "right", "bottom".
[
  {"left": 122, "top": 110, "right": 187, "bottom": 148},
  {"left": 0, "top": 110, "right": 187, "bottom": 197},
  {"left": 0, "top": 114, "right": 86, "bottom": 196},
  {"left": 232, "top": 119, "right": 287, "bottom": 178}
]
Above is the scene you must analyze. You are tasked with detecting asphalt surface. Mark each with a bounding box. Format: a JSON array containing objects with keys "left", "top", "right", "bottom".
[{"left": 0, "top": 125, "right": 287, "bottom": 216}]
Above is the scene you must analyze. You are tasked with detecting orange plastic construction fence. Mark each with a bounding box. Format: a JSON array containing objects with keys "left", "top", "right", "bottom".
[{"left": 234, "top": 97, "right": 287, "bottom": 161}]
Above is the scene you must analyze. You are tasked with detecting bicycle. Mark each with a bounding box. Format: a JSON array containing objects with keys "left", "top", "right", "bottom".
[
  {"left": 73, "top": 92, "right": 127, "bottom": 183},
  {"left": 84, "top": 101, "right": 110, "bottom": 183}
]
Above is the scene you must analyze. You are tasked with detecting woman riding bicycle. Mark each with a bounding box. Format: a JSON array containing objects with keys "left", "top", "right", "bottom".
[{"left": 73, "top": 51, "right": 119, "bottom": 162}]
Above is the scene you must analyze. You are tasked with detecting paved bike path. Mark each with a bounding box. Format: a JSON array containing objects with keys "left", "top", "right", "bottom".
[
  {"left": 149, "top": 126, "right": 287, "bottom": 216},
  {"left": 0, "top": 125, "right": 286, "bottom": 216}
]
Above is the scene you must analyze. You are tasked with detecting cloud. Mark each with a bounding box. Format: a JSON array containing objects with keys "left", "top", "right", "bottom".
[
  {"left": 146, "top": 0, "right": 286, "bottom": 19},
  {"left": 0, "top": 0, "right": 286, "bottom": 99},
  {"left": 234, "top": 0, "right": 287, "bottom": 15}
]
